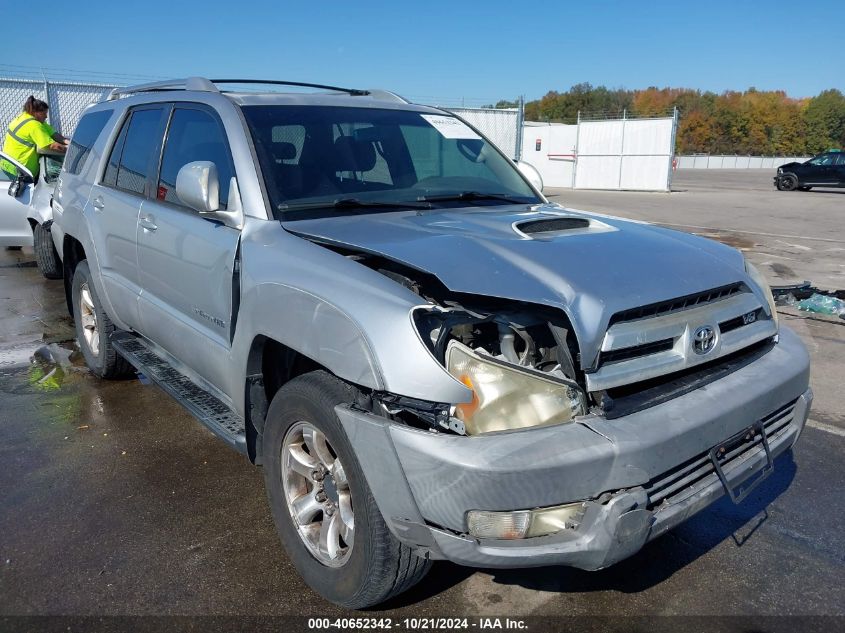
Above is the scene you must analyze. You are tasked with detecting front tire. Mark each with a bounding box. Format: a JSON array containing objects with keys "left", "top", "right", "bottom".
[
  {"left": 71, "top": 260, "right": 134, "bottom": 379},
  {"left": 262, "top": 371, "right": 431, "bottom": 608},
  {"left": 777, "top": 173, "right": 798, "bottom": 191},
  {"left": 33, "top": 223, "right": 62, "bottom": 279}
]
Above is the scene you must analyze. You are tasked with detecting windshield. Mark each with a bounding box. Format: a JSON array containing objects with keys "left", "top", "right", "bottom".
[{"left": 242, "top": 105, "right": 540, "bottom": 221}]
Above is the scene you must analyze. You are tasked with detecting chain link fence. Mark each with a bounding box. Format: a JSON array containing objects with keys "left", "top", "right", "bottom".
[
  {"left": 446, "top": 106, "right": 522, "bottom": 160},
  {"left": 0, "top": 77, "right": 117, "bottom": 136}
]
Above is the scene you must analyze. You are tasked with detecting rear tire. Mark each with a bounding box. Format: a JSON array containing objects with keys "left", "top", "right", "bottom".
[
  {"left": 71, "top": 260, "right": 134, "bottom": 379},
  {"left": 33, "top": 223, "right": 62, "bottom": 279},
  {"left": 262, "top": 370, "right": 431, "bottom": 608}
]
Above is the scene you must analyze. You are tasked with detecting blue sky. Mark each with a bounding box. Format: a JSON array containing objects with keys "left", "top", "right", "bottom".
[{"left": 4, "top": 0, "right": 842, "bottom": 105}]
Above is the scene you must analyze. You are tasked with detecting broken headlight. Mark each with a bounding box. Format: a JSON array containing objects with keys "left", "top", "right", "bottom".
[
  {"left": 745, "top": 261, "right": 779, "bottom": 329},
  {"left": 445, "top": 340, "right": 586, "bottom": 435}
]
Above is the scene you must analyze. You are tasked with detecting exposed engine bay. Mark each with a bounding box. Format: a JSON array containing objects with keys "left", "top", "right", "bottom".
[{"left": 345, "top": 253, "right": 592, "bottom": 436}]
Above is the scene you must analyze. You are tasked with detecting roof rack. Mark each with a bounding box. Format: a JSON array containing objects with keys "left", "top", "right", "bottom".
[
  {"left": 211, "top": 79, "right": 370, "bottom": 96},
  {"left": 107, "top": 77, "right": 218, "bottom": 100},
  {"left": 107, "top": 77, "right": 381, "bottom": 101}
]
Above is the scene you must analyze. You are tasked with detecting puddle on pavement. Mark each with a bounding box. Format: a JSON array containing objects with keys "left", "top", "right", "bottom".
[{"left": 0, "top": 340, "right": 86, "bottom": 394}]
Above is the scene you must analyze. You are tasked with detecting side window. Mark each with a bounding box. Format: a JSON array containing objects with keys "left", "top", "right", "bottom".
[
  {"left": 834, "top": 153, "right": 845, "bottom": 166},
  {"left": 64, "top": 110, "right": 111, "bottom": 176},
  {"left": 103, "top": 119, "right": 128, "bottom": 187},
  {"left": 103, "top": 108, "right": 164, "bottom": 195},
  {"left": 157, "top": 108, "right": 234, "bottom": 209}
]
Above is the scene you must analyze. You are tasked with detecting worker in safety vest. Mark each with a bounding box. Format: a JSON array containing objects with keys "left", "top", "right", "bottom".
[{"left": 1, "top": 95, "right": 68, "bottom": 180}]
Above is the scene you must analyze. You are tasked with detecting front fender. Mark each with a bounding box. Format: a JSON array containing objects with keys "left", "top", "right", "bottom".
[{"left": 231, "top": 220, "right": 472, "bottom": 405}]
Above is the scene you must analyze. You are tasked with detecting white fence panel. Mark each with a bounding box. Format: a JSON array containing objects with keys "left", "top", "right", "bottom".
[
  {"left": 677, "top": 154, "right": 813, "bottom": 169},
  {"left": 621, "top": 155, "right": 670, "bottom": 190},
  {"left": 526, "top": 115, "right": 676, "bottom": 191},
  {"left": 521, "top": 123, "right": 577, "bottom": 188},
  {"left": 574, "top": 120, "right": 625, "bottom": 189},
  {"left": 575, "top": 156, "right": 623, "bottom": 189}
]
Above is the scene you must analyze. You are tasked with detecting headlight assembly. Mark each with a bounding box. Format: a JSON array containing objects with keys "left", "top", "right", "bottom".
[
  {"left": 745, "top": 261, "right": 779, "bottom": 329},
  {"left": 445, "top": 340, "right": 586, "bottom": 435}
]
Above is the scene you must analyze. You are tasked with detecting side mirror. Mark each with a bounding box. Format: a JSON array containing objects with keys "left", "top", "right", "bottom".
[
  {"left": 516, "top": 160, "right": 544, "bottom": 192},
  {"left": 176, "top": 161, "right": 219, "bottom": 213}
]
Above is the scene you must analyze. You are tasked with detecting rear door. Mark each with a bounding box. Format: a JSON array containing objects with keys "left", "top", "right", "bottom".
[
  {"left": 86, "top": 105, "right": 168, "bottom": 329},
  {"left": 135, "top": 103, "right": 241, "bottom": 391}
]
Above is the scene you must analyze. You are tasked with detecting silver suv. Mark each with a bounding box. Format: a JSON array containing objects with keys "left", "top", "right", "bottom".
[{"left": 53, "top": 78, "right": 812, "bottom": 608}]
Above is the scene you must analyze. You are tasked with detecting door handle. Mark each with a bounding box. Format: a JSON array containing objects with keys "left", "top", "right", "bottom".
[
  {"left": 139, "top": 215, "right": 158, "bottom": 232},
  {"left": 92, "top": 196, "right": 105, "bottom": 211}
]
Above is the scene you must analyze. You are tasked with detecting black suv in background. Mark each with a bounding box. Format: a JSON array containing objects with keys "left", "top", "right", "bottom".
[{"left": 774, "top": 150, "right": 845, "bottom": 191}]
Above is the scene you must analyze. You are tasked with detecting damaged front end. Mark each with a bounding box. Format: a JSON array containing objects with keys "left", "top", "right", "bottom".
[{"left": 358, "top": 257, "right": 591, "bottom": 437}]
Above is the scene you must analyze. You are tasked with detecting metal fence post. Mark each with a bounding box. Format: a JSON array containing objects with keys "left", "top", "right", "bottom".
[
  {"left": 572, "top": 110, "right": 581, "bottom": 189},
  {"left": 667, "top": 106, "right": 679, "bottom": 191},
  {"left": 515, "top": 95, "right": 524, "bottom": 162},
  {"left": 617, "top": 109, "right": 627, "bottom": 189}
]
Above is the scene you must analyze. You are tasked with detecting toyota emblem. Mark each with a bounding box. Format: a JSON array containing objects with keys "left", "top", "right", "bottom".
[{"left": 693, "top": 325, "right": 717, "bottom": 355}]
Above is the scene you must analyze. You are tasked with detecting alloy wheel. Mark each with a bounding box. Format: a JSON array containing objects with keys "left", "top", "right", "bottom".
[
  {"left": 281, "top": 421, "right": 354, "bottom": 567},
  {"left": 79, "top": 282, "right": 100, "bottom": 357}
]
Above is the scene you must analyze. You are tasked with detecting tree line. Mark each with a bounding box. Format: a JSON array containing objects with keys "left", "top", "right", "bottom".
[{"left": 491, "top": 84, "right": 845, "bottom": 156}]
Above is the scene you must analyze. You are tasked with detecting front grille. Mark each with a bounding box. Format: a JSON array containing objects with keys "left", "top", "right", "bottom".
[
  {"left": 609, "top": 283, "right": 745, "bottom": 327},
  {"left": 599, "top": 338, "right": 674, "bottom": 365},
  {"left": 644, "top": 399, "right": 798, "bottom": 510}
]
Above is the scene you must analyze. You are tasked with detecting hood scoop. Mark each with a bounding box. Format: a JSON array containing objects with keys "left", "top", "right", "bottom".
[{"left": 514, "top": 215, "right": 613, "bottom": 239}]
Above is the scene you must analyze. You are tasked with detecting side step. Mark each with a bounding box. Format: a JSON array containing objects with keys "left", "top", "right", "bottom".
[{"left": 111, "top": 333, "right": 247, "bottom": 454}]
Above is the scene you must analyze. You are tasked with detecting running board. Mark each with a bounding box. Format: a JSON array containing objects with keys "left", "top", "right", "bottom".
[{"left": 111, "top": 333, "right": 247, "bottom": 454}]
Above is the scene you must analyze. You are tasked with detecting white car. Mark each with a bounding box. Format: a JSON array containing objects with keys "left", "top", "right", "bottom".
[{"left": 0, "top": 149, "right": 63, "bottom": 278}]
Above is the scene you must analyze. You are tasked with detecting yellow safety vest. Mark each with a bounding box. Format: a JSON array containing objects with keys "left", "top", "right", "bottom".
[{"left": 1, "top": 112, "right": 56, "bottom": 178}]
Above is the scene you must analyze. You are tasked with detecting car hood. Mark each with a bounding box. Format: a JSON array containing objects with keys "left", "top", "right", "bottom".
[
  {"left": 285, "top": 204, "right": 748, "bottom": 368},
  {"left": 778, "top": 161, "right": 802, "bottom": 170}
]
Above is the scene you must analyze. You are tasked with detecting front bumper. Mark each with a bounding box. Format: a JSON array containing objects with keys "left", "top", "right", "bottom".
[{"left": 336, "top": 326, "right": 811, "bottom": 570}]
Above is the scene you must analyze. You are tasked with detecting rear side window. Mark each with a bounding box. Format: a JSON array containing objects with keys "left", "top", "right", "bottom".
[
  {"left": 103, "top": 107, "right": 165, "bottom": 195},
  {"left": 64, "top": 110, "right": 111, "bottom": 175},
  {"left": 157, "top": 108, "right": 234, "bottom": 209}
]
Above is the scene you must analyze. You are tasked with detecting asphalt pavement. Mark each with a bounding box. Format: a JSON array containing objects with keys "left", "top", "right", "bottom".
[{"left": 0, "top": 170, "right": 843, "bottom": 627}]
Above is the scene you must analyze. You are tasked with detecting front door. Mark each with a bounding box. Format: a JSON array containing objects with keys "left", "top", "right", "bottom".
[
  {"left": 803, "top": 153, "right": 839, "bottom": 186},
  {"left": 135, "top": 104, "right": 241, "bottom": 394},
  {"left": 0, "top": 151, "right": 34, "bottom": 246}
]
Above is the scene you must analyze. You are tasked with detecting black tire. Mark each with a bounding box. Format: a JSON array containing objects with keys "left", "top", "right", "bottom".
[
  {"left": 778, "top": 173, "right": 798, "bottom": 191},
  {"left": 262, "top": 371, "right": 431, "bottom": 608},
  {"left": 33, "top": 223, "right": 62, "bottom": 279},
  {"left": 71, "top": 260, "right": 134, "bottom": 379}
]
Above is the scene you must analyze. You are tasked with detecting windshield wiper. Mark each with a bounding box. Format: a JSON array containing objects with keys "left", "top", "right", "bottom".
[
  {"left": 417, "top": 191, "right": 530, "bottom": 204},
  {"left": 280, "top": 197, "right": 432, "bottom": 212}
]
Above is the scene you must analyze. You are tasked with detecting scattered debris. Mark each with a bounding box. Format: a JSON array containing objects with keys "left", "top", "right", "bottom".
[{"left": 796, "top": 293, "right": 845, "bottom": 317}]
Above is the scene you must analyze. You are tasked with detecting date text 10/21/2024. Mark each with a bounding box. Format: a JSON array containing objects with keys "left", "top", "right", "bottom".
[{"left": 307, "top": 617, "right": 528, "bottom": 630}]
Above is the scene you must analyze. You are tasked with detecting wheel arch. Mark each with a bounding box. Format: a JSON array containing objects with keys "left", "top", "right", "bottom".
[
  {"left": 62, "top": 234, "right": 87, "bottom": 316},
  {"left": 244, "top": 335, "right": 333, "bottom": 463}
]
